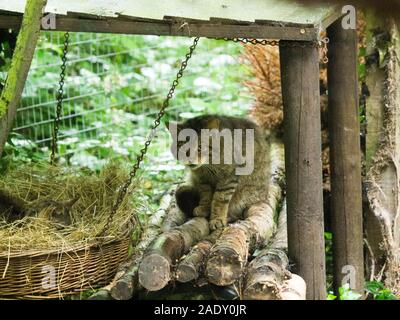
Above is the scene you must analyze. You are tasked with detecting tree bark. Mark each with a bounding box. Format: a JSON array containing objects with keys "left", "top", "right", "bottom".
[
  {"left": 280, "top": 274, "right": 307, "bottom": 300},
  {"left": 175, "top": 230, "right": 221, "bottom": 283},
  {"left": 243, "top": 200, "right": 306, "bottom": 300},
  {"left": 160, "top": 189, "right": 187, "bottom": 232},
  {"left": 87, "top": 189, "right": 176, "bottom": 300},
  {"left": 138, "top": 217, "right": 209, "bottom": 291},
  {"left": 206, "top": 141, "right": 284, "bottom": 286},
  {"left": 0, "top": 0, "right": 47, "bottom": 157},
  {"left": 279, "top": 40, "right": 326, "bottom": 300},
  {"left": 242, "top": 200, "right": 289, "bottom": 300},
  {"left": 365, "top": 16, "right": 400, "bottom": 294},
  {"left": 108, "top": 190, "right": 183, "bottom": 300}
]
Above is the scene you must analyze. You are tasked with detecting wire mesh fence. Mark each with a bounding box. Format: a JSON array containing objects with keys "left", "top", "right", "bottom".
[{"left": 13, "top": 32, "right": 252, "bottom": 170}]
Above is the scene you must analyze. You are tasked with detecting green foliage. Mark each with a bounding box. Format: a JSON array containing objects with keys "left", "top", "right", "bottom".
[
  {"left": 16, "top": 33, "right": 249, "bottom": 146},
  {"left": 365, "top": 281, "right": 397, "bottom": 300},
  {"left": 0, "top": 133, "right": 47, "bottom": 173},
  {"left": 327, "top": 284, "right": 362, "bottom": 300},
  {"left": 4, "top": 33, "right": 251, "bottom": 211},
  {"left": 327, "top": 292, "right": 337, "bottom": 300},
  {"left": 325, "top": 232, "right": 334, "bottom": 291},
  {"left": 0, "top": 30, "right": 17, "bottom": 93},
  {"left": 328, "top": 282, "right": 397, "bottom": 300},
  {"left": 339, "top": 284, "right": 362, "bottom": 300}
]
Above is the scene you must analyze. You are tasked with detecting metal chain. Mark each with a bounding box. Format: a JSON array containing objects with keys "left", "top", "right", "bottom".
[
  {"left": 97, "top": 37, "right": 200, "bottom": 238},
  {"left": 50, "top": 32, "right": 70, "bottom": 165},
  {"left": 220, "top": 36, "right": 330, "bottom": 63}
]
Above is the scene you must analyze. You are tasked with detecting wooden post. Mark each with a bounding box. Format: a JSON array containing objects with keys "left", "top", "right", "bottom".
[
  {"left": 327, "top": 19, "right": 364, "bottom": 295},
  {"left": 0, "top": 0, "right": 46, "bottom": 157},
  {"left": 279, "top": 41, "right": 326, "bottom": 300}
]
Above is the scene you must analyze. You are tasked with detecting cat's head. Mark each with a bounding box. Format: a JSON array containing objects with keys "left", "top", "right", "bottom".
[{"left": 165, "top": 116, "right": 221, "bottom": 170}]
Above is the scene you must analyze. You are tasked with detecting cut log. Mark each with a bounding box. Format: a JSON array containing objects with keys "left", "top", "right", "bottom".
[
  {"left": 160, "top": 189, "right": 187, "bottom": 232},
  {"left": 175, "top": 230, "right": 221, "bottom": 283},
  {"left": 242, "top": 200, "right": 289, "bottom": 300},
  {"left": 176, "top": 240, "right": 212, "bottom": 283},
  {"left": 280, "top": 274, "right": 307, "bottom": 300},
  {"left": 242, "top": 199, "right": 306, "bottom": 300},
  {"left": 242, "top": 247, "right": 290, "bottom": 300},
  {"left": 206, "top": 141, "right": 284, "bottom": 286},
  {"left": 139, "top": 217, "right": 209, "bottom": 291},
  {"left": 87, "top": 189, "right": 175, "bottom": 300},
  {"left": 107, "top": 190, "right": 178, "bottom": 300}
]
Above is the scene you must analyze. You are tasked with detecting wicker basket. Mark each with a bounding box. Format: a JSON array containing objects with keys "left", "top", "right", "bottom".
[{"left": 0, "top": 236, "right": 130, "bottom": 299}]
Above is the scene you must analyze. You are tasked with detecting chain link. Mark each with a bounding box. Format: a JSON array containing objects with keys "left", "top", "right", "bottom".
[
  {"left": 97, "top": 37, "right": 200, "bottom": 238},
  {"left": 219, "top": 37, "right": 329, "bottom": 63},
  {"left": 50, "top": 32, "right": 70, "bottom": 165}
]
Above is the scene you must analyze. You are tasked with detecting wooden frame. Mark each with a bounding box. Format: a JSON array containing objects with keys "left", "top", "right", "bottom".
[
  {"left": 327, "top": 19, "right": 364, "bottom": 295},
  {"left": 0, "top": 3, "right": 364, "bottom": 300},
  {"left": 0, "top": 14, "right": 323, "bottom": 41},
  {"left": 279, "top": 41, "right": 326, "bottom": 299}
]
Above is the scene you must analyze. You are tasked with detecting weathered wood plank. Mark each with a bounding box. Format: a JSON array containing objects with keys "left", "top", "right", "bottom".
[
  {"left": 327, "top": 18, "right": 364, "bottom": 296},
  {"left": 0, "top": 0, "right": 338, "bottom": 27},
  {"left": 279, "top": 40, "right": 326, "bottom": 300},
  {"left": 0, "top": 15, "right": 319, "bottom": 41}
]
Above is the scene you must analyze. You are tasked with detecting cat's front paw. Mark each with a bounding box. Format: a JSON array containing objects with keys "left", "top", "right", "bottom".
[
  {"left": 193, "top": 205, "right": 210, "bottom": 218},
  {"left": 209, "top": 218, "right": 227, "bottom": 231}
]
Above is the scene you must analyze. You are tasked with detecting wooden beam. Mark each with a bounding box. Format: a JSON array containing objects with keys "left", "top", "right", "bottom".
[
  {"left": 279, "top": 40, "right": 326, "bottom": 300},
  {"left": 0, "top": 1, "right": 47, "bottom": 157},
  {"left": 327, "top": 19, "right": 364, "bottom": 296},
  {"left": 0, "top": 15, "right": 319, "bottom": 41}
]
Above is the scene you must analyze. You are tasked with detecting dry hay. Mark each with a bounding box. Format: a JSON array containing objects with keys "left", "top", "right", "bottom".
[{"left": 0, "top": 162, "right": 141, "bottom": 253}]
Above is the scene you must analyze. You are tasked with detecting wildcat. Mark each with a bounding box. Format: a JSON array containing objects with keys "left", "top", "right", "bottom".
[{"left": 166, "top": 115, "right": 270, "bottom": 230}]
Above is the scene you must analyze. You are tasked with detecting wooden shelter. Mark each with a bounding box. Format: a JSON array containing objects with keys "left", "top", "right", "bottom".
[{"left": 0, "top": 0, "right": 364, "bottom": 299}]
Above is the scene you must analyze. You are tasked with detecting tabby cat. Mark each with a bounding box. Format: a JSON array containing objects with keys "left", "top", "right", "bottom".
[{"left": 166, "top": 115, "right": 270, "bottom": 230}]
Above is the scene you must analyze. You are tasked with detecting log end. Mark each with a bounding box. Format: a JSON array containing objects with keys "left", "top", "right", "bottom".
[
  {"left": 242, "top": 282, "right": 281, "bottom": 300},
  {"left": 138, "top": 253, "right": 171, "bottom": 291},
  {"left": 110, "top": 279, "right": 134, "bottom": 300},
  {"left": 280, "top": 274, "right": 307, "bottom": 300},
  {"left": 176, "top": 263, "right": 198, "bottom": 283},
  {"left": 206, "top": 252, "right": 243, "bottom": 286}
]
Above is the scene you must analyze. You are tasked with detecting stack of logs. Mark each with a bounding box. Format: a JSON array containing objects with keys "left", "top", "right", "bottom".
[{"left": 90, "top": 141, "right": 306, "bottom": 300}]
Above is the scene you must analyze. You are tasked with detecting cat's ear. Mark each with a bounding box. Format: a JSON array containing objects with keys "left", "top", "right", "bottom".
[{"left": 205, "top": 118, "right": 220, "bottom": 130}]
